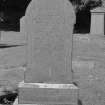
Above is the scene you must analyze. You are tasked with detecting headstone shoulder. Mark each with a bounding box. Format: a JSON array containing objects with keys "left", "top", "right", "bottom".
[{"left": 25, "top": 0, "right": 38, "bottom": 17}]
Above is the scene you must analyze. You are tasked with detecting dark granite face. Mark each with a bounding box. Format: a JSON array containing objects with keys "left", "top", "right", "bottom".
[{"left": 0, "top": 0, "right": 31, "bottom": 31}]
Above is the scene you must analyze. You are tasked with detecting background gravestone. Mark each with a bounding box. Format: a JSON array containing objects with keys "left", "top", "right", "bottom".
[{"left": 24, "top": 0, "right": 76, "bottom": 83}]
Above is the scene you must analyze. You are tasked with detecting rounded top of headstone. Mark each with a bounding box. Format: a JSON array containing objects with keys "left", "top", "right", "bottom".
[
  {"left": 25, "top": 0, "right": 37, "bottom": 17},
  {"left": 91, "top": 7, "right": 105, "bottom": 13},
  {"left": 25, "top": 0, "right": 75, "bottom": 18}
]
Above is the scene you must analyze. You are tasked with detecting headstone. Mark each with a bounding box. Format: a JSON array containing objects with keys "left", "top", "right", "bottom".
[
  {"left": 90, "top": 7, "right": 105, "bottom": 35},
  {"left": 25, "top": 0, "right": 75, "bottom": 83},
  {"left": 19, "top": 0, "right": 78, "bottom": 105}
]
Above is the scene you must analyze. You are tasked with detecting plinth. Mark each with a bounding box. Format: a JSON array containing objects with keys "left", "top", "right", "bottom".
[{"left": 19, "top": 82, "right": 79, "bottom": 105}]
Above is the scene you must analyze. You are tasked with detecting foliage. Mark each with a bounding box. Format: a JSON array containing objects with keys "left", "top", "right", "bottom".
[
  {"left": 101, "top": 0, "right": 105, "bottom": 7},
  {"left": 70, "top": 0, "right": 102, "bottom": 12}
]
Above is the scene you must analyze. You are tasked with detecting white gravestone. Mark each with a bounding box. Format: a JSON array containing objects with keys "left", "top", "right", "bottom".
[
  {"left": 19, "top": 0, "right": 78, "bottom": 105},
  {"left": 90, "top": 7, "right": 105, "bottom": 35},
  {"left": 25, "top": 0, "right": 75, "bottom": 83}
]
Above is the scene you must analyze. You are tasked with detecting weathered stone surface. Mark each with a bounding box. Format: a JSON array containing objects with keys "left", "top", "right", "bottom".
[
  {"left": 72, "top": 60, "right": 105, "bottom": 105},
  {"left": 19, "top": 0, "right": 77, "bottom": 104},
  {"left": 73, "top": 34, "right": 105, "bottom": 105},
  {"left": 19, "top": 83, "right": 78, "bottom": 105},
  {"left": 24, "top": 0, "right": 75, "bottom": 83},
  {"left": 0, "top": 31, "right": 26, "bottom": 45},
  {"left": 73, "top": 34, "right": 105, "bottom": 61},
  {"left": 0, "top": 45, "right": 26, "bottom": 68},
  {"left": 73, "top": 60, "right": 105, "bottom": 87},
  {"left": 73, "top": 35, "right": 105, "bottom": 88},
  {"left": 0, "top": 67, "right": 25, "bottom": 87}
]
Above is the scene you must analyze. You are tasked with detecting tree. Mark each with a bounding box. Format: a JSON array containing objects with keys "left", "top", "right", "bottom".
[
  {"left": 70, "top": 0, "right": 102, "bottom": 12},
  {"left": 101, "top": 0, "right": 105, "bottom": 7}
]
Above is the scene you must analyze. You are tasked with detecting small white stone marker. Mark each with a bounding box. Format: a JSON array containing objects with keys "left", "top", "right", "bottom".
[{"left": 90, "top": 7, "right": 105, "bottom": 35}]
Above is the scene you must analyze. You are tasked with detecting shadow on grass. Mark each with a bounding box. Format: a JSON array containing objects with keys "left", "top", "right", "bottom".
[{"left": 0, "top": 89, "right": 18, "bottom": 105}]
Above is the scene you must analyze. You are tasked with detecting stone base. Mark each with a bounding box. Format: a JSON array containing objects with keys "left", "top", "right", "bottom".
[{"left": 18, "top": 82, "right": 78, "bottom": 105}]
